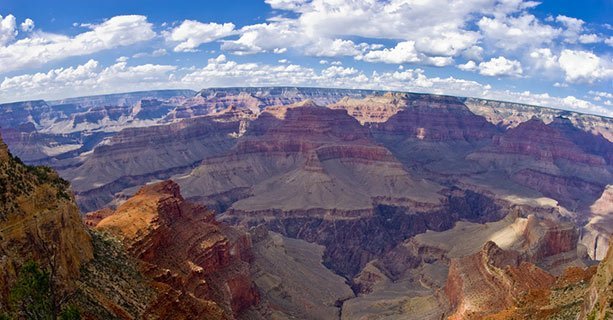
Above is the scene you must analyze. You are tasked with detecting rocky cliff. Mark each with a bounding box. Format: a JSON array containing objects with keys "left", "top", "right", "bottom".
[
  {"left": 445, "top": 241, "right": 556, "bottom": 319},
  {"left": 468, "top": 118, "right": 612, "bottom": 210},
  {"left": 0, "top": 134, "right": 242, "bottom": 319},
  {"left": 63, "top": 109, "right": 251, "bottom": 211},
  {"left": 95, "top": 180, "right": 260, "bottom": 317},
  {"left": 369, "top": 94, "right": 499, "bottom": 142},
  {"left": 0, "top": 133, "right": 94, "bottom": 306},
  {"left": 581, "top": 245, "right": 613, "bottom": 319}
]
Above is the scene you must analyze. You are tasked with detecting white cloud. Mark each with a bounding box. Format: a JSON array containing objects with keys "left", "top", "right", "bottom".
[
  {"left": 361, "top": 41, "right": 420, "bottom": 64},
  {"left": 589, "top": 90, "right": 613, "bottom": 99},
  {"left": 606, "top": 36, "right": 613, "bottom": 46},
  {"left": 166, "top": 20, "right": 235, "bottom": 52},
  {"left": 414, "top": 31, "right": 479, "bottom": 56},
  {"left": 458, "top": 60, "right": 478, "bottom": 71},
  {"left": 478, "top": 56, "right": 523, "bottom": 76},
  {"left": 558, "top": 49, "right": 613, "bottom": 83},
  {"left": 478, "top": 14, "right": 560, "bottom": 51},
  {"left": 556, "top": 15, "right": 585, "bottom": 42},
  {"left": 222, "top": 0, "right": 554, "bottom": 63},
  {"left": 20, "top": 18, "right": 34, "bottom": 32},
  {"left": 0, "top": 14, "right": 17, "bottom": 45},
  {"left": 265, "top": 0, "right": 308, "bottom": 10},
  {"left": 0, "top": 15, "right": 156, "bottom": 73},
  {"left": 578, "top": 33, "right": 600, "bottom": 44},
  {"left": 462, "top": 45, "right": 484, "bottom": 61},
  {"left": 322, "top": 66, "right": 358, "bottom": 78},
  {"left": 529, "top": 48, "right": 558, "bottom": 70},
  {"left": 304, "top": 38, "right": 366, "bottom": 57},
  {"left": 133, "top": 48, "right": 168, "bottom": 58},
  {"left": 180, "top": 54, "right": 370, "bottom": 88},
  {"left": 0, "top": 59, "right": 176, "bottom": 101},
  {"left": 221, "top": 22, "right": 304, "bottom": 55}
]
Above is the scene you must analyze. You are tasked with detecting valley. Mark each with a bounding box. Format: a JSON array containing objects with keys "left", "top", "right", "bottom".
[{"left": 0, "top": 87, "right": 611, "bottom": 319}]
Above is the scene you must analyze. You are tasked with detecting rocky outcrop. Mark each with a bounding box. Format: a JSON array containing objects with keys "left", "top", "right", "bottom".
[
  {"left": 0, "top": 132, "right": 93, "bottom": 308},
  {"left": 511, "top": 169, "right": 605, "bottom": 209},
  {"left": 581, "top": 185, "right": 613, "bottom": 260},
  {"left": 581, "top": 245, "right": 613, "bottom": 319},
  {"left": 445, "top": 241, "right": 556, "bottom": 319},
  {"left": 95, "top": 180, "right": 259, "bottom": 317}
]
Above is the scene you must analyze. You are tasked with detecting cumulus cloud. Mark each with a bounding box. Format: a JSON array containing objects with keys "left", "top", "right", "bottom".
[
  {"left": 361, "top": 41, "right": 420, "bottom": 64},
  {"left": 0, "top": 15, "right": 156, "bottom": 73},
  {"left": 478, "top": 56, "right": 523, "bottom": 76},
  {"left": 0, "top": 59, "right": 176, "bottom": 101},
  {"left": 166, "top": 20, "right": 235, "bottom": 52},
  {"left": 458, "top": 60, "right": 478, "bottom": 71},
  {"left": 223, "top": 0, "right": 547, "bottom": 62},
  {"left": 478, "top": 14, "right": 560, "bottom": 51},
  {"left": 20, "top": 18, "right": 34, "bottom": 32},
  {"left": 578, "top": 34, "right": 600, "bottom": 44},
  {"left": 265, "top": 0, "right": 308, "bottom": 10},
  {"left": 0, "top": 14, "right": 17, "bottom": 45},
  {"left": 529, "top": 48, "right": 558, "bottom": 70},
  {"left": 221, "top": 22, "right": 304, "bottom": 55},
  {"left": 558, "top": 49, "right": 613, "bottom": 83}
]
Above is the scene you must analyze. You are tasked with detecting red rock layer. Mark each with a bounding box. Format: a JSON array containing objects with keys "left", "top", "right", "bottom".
[
  {"left": 445, "top": 241, "right": 556, "bottom": 319},
  {"left": 96, "top": 180, "right": 259, "bottom": 318},
  {"left": 485, "top": 118, "right": 605, "bottom": 165},
  {"left": 328, "top": 93, "right": 408, "bottom": 123},
  {"left": 370, "top": 94, "right": 498, "bottom": 141}
]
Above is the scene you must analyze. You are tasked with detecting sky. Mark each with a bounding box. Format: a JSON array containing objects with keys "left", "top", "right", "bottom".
[{"left": 0, "top": 0, "right": 611, "bottom": 116}]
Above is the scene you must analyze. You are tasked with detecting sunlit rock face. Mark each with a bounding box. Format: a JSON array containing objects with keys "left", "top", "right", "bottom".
[{"left": 95, "top": 180, "right": 259, "bottom": 317}]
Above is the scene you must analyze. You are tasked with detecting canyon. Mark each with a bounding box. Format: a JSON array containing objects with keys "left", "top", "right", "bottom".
[{"left": 0, "top": 87, "right": 611, "bottom": 319}]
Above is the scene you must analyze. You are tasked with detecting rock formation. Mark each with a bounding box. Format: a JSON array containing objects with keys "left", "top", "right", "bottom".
[
  {"left": 468, "top": 118, "right": 611, "bottom": 210},
  {"left": 95, "top": 180, "right": 260, "bottom": 317},
  {"left": 582, "top": 245, "right": 613, "bottom": 319},
  {"left": 0, "top": 133, "right": 93, "bottom": 305},
  {"left": 369, "top": 94, "right": 499, "bottom": 142}
]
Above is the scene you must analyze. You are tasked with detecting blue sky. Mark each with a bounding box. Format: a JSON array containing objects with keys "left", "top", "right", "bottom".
[{"left": 0, "top": 0, "right": 611, "bottom": 116}]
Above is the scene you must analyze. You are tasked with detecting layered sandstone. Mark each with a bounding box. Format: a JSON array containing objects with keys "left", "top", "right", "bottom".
[
  {"left": 96, "top": 180, "right": 259, "bottom": 317},
  {"left": 63, "top": 109, "right": 250, "bottom": 211},
  {"left": 581, "top": 185, "right": 613, "bottom": 260},
  {"left": 370, "top": 94, "right": 498, "bottom": 142},
  {"left": 445, "top": 241, "right": 556, "bottom": 319},
  {"left": 468, "top": 118, "right": 611, "bottom": 210},
  {"left": 474, "top": 118, "right": 606, "bottom": 165},
  {"left": 177, "top": 101, "right": 442, "bottom": 214},
  {"left": 328, "top": 92, "right": 407, "bottom": 124}
]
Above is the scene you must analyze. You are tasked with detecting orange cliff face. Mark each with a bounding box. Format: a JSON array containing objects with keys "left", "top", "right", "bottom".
[
  {"left": 444, "top": 241, "right": 556, "bottom": 320},
  {"left": 94, "top": 180, "right": 259, "bottom": 318},
  {"left": 0, "top": 133, "right": 93, "bottom": 305}
]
